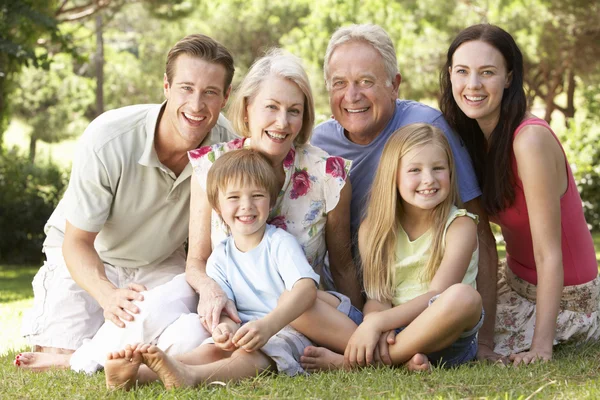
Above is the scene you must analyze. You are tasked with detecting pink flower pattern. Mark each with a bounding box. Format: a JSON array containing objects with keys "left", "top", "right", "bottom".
[
  {"left": 268, "top": 215, "right": 288, "bottom": 231},
  {"left": 325, "top": 156, "right": 347, "bottom": 180},
  {"left": 290, "top": 169, "right": 311, "bottom": 199},
  {"left": 188, "top": 145, "right": 212, "bottom": 160}
]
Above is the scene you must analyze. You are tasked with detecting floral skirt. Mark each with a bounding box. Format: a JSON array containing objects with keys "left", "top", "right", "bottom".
[{"left": 494, "top": 261, "right": 600, "bottom": 356}]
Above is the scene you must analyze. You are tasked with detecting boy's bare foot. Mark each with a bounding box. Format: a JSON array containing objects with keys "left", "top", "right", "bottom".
[
  {"left": 300, "top": 346, "right": 344, "bottom": 372},
  {"left": 138, "top": 344, "right": 196, "bottom": 389},
  {"left": 14, "top": 352, "right": 70, "bottom": 372},
  {"left": 105, "top": 345, "right": 143, "bottom": 390},
  {"left": 405, "top": 353, "right": 431, "bottom": 372}
]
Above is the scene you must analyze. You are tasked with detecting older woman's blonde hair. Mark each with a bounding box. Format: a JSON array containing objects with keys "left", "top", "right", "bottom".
[
  {"left": 228, "top": 48, "right": 315, "bottom": 145},
  {"left": 360, "top": 123, "right": 460, "bottom": 302}
]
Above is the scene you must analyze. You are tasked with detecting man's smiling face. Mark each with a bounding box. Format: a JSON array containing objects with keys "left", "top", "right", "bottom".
[{"left": 326, "top": 40, "right": 399, "bottom": 145}]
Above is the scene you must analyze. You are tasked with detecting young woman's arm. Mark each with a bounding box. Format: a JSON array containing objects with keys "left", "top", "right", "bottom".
[
  {"left": 186, "top": 171, "right": 240, "bottom": 332},
  {"left": 509, "top": 124, "right": 566, "bottom": 365},
  {"left": 326, "top": 181, "right": 364, "bottom": 308},
  {"left": 232, "top": 278, "right": 317, "bottom": 351},
  {"left": 464, "top": 198, "right": 502, "bottom": 362}
]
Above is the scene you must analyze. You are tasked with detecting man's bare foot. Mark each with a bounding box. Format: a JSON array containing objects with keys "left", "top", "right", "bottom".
[
  {"left": 300, "top": 346, "right": 344, "bottom": 372},
  {"left": 137, "top": 344, "right": 196, "bottom": 389},
  {"left": 14, "top": 352, "right": 70, "bottom": 372},
  {"left": 105, "top": 345, "right": 143, "bottom": 391},
  {"left": 405, "top": 353, "right": 431, "bottom": 372}
]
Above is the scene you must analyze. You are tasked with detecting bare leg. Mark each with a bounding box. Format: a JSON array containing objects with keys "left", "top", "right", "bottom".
[
  {"left": 288, "top": 291, "right": 357, "bottom": 353},
  {"left": 105, "top": 345, "right": 144, "bottom": 390},
  {"left": 300, "top": 346, "right": 345, "bottom": 371},
  {"left": 14, "top": 352, "right": 71, "bottom": 371},
  {"left": 33, "top": 345, "right": 74, "bottom": 355},
  {"left": 138, "top": 345, "right": 275, "bottom": 389},
  {"left": 389, "top": 284, "right": 482, "bottom": 365}
]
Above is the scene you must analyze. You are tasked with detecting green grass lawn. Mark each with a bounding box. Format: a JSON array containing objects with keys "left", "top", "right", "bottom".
[{"left": 1, "top": 234, "right": 600, "bottom": 399}]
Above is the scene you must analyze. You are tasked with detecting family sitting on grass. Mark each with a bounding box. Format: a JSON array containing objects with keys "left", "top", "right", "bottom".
[{"left": 14, "top": 23, "right": 599, "bottom": 390}]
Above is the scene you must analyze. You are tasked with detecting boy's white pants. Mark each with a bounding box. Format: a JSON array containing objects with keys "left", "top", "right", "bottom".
[{"left": 69, "top": 273, "right": 210, "bottom": 374}]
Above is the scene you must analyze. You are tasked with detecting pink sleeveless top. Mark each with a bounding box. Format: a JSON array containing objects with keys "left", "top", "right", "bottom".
[{"left": 489, "top": 118, "right": 597, "bottom": 286}]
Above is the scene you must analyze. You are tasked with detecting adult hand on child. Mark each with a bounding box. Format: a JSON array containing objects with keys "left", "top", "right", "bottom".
[
  {"left": 101, "top": 283, "right": 146, "bottom": 328},
  {"left": 213, "top": 323, "right": 237, "bottom": 352},
  {"left": 232, "top": 319, "right": 274, "bottom": 352},
  {"left": 509, "top": 347, "right": 552, "bottom": 366},
  {"left": 196, "top": 277, "right": 240, "bottom": 332},
  {"left": 344, "top": 320, "right": 382, "bottom": 368},
  {"left": 373, "top": 330, "right": 396, "bottom": 365}
]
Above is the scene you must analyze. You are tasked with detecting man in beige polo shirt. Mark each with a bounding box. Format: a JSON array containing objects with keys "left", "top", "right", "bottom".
[{"left": 21, "top": 34, "right": 239, "bottom": 356}]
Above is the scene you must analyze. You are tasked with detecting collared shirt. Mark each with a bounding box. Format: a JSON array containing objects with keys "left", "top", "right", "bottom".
[{"left": 44, "top": 103, "right": 237, "bottom": 269}]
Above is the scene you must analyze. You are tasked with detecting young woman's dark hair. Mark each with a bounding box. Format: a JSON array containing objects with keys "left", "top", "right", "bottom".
[{"left": 439, "top": 24, "right": 527, "bottom": 215}]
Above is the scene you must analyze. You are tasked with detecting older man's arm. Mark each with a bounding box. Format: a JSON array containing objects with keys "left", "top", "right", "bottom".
[
  {"left": 465, "top": 198, "right": 503, "bottom": 362},
  {"left": 326, "top": 182, "right": 364, "bottom": 309}
]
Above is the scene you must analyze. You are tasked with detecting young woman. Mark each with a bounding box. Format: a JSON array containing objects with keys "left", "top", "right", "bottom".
[{"left": 440, "top": 24, "right": 598, "bottom": 365}]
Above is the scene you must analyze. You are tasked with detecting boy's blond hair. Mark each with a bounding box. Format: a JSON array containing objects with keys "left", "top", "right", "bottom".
[{"left": 206, "top": 149, "right": 279, "bottom": 213}]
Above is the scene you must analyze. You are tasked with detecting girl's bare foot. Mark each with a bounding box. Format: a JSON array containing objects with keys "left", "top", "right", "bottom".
[
  {"left": 137, "top": 344, "right": 196, "bottom": 389},
  {"left": 105, "top": 345, "right": 143, "bottom": 390},
  {"left": 300, "top": 346, "right": 344, "bottom": 372},
  {"left": 14, "top": 352, "right": 70, "bottom": 372},
  {"left": 405, "top": 353, "right": 431, "bottom": 372}
]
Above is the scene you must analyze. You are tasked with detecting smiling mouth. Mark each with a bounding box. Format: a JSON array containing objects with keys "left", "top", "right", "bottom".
[
  {"left": 464, "top": 95, "right": 486, "bottom": 102},
  {"left": 345, "top": 107, "right": 369, "bottom": 114},
  {"left": 183, "top": 112, "right": 206, "bottom": 123},
  {"left": 265, "top": 130, "right": 288, "bottom": 140},
  {"left": 417, "top": 189, "right": 438, "bottom": 195},
  {"left": 236, "top": 216, "right": 257, "bottom": 223}
]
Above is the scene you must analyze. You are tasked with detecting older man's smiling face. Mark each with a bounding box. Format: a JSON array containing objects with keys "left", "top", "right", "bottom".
[{"left": 327, "top": 41, "right": 400, "bottom": 145}]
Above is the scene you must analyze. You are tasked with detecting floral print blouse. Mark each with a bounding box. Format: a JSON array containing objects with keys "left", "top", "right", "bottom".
[{"left": 188, "top": 138, "right": 352, "bottom": 283}]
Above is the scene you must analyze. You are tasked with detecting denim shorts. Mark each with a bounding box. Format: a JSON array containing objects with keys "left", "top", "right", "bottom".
[
  {"left": 395, "top": 294, "right": 485, "bottom": 368},
  {"left": 327, "top": 291, "right": 364, "bottom": 325}
]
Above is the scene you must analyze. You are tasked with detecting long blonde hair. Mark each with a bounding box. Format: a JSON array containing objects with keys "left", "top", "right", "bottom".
[{"left": 361, "top": 123, "right": 460, "bottom": 302}]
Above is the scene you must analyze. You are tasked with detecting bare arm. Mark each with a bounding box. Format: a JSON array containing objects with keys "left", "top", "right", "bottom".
[
  {"left": 233, "top": 278, "right": 317, "bottom": 351},
  {"left": 464, "top": 198, "right": 501, "bottom": 362},
  {"left": 186, "top": 171, "right": 239, "bottom": 331},
  {"left": 326, "top": 181, "right": 364, "bottom": 308},
  {"left": 509, "top": 125, "right": 566, "bottom": 365},
  {"left": 63, "top": 221, "right": 144, "bottom": 327}
]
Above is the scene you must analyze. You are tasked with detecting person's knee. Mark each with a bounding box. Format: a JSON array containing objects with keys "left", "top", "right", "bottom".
[{"left": 440, "top": 284, "right": 482, "bottom": 316}]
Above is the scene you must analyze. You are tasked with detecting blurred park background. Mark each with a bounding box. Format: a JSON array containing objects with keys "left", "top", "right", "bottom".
[{"left": 1, "top": 0, "right": 599, "bottom": 266}]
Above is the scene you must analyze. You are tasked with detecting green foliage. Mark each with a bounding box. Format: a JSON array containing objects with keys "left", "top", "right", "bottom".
[
  {"left": 0, "top": 148, "right": 68, "bottom": 264},
  {"left": 559, "top": 82, "right": 600, "bottom": 231},
  {"left": 12, "top": 53, "right": 94, "bottom": 161},
  {"left": 0, "top": 0, "right": 75, "bottom": 146}
]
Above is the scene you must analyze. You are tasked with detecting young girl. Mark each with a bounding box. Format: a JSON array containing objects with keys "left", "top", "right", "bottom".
[
  {"left": 103, "top": 149, "right": 359, "bottom": 389},
  {"left": 440, "top": 24, "right": 598, "bottom": 365},
  {"left": 302, "top": 123, "right": 483, "bottom": 371}
]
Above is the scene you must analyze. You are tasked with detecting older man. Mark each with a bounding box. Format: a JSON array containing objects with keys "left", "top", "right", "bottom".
[
  {"left": 21, "top": 34, "right": 238, "bottom": 356},
  {"left": 310, "top": 24, "right": 499, "bottom": 363}
]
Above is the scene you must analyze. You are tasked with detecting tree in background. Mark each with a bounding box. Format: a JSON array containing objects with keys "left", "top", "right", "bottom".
[{"left": 12, "top": 53, "right": 94, "bottom": 163}]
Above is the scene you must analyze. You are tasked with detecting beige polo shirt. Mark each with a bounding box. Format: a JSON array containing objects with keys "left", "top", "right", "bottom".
[{"left": 44, "top": 103, "right": 238, "bottom": 269}]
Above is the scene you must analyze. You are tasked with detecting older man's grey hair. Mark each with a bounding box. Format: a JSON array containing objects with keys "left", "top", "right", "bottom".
[{"left": 323, "top": 24, "right": 399, "bottom": 89}]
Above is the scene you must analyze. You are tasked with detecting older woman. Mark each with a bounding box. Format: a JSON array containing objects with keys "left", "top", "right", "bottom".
[
  {"left": 187, "top": 49, "right": 363, "bottom": 335},
  {"left": 440, "top": 24, "right": 598, "bottom": 365}
]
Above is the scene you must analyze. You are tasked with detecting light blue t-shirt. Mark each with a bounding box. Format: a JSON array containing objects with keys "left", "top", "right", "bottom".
[
  {"left": 206, "top": 224, "right": 320, "bottom": 323},
  {"left": 311, "top": 99, "right": 481, "bottom": 236}
]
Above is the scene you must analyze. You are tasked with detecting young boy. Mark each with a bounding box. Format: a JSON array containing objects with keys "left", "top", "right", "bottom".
[{"left": 105, "top": 149, "right": 321, "bottom": 389}]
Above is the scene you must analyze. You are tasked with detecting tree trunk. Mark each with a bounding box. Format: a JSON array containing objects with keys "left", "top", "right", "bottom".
[
  {"left": 564, "top": 68, "right": 576, "bottom": 127},
  {"left": 28, "top": 133, "right": 37, "bottom": 164},
  {"left": 95, "top": 12, "right": 104, "bottom": 117}
]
